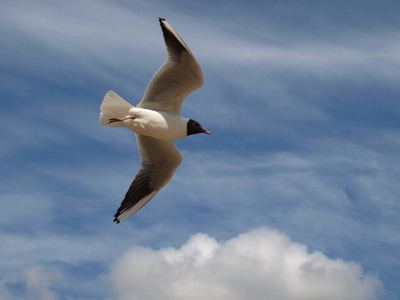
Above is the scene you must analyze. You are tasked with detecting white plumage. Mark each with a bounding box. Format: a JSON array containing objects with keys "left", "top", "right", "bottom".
[{"left": 100, "top": 91, "right": 132, "bottom": 127}]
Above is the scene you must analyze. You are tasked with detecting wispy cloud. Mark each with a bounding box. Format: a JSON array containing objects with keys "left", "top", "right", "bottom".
[
  {"left": 23, "top": 266, "right": 62, "bottom": 300},
  {"left": 1, "top": 0, "right": 400, "bottom": 298}
]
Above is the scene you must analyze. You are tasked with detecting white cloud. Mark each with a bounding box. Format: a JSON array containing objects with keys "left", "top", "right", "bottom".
[
  {"left": 110, "top": 227, "right": 382, "bottom": 300},
  {"left": 22, "top": 265, "right": 62, "bottom": 300},
  {"left": 1, "top": 1, "right": 399, "bottom": 298}
]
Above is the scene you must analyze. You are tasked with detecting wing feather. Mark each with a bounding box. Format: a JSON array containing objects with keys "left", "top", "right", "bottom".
[
  {"left": 113, "top": 134, "right": 182, "bottom": 223},
  {"left": 137, "top": 18, "right": 203, "bottom": 114}
]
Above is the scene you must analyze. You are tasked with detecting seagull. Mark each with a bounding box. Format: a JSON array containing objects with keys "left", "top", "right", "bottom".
[{"left": 100, "top": 18, "right": 210, "bottom": 223}]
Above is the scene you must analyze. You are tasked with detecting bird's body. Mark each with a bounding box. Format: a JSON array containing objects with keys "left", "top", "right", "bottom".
[
  {"left": 100, "top": 18, "right": 209, "bottom": 223},
  {"left": 127, "top": 108, "right": 189, "bottom": 140}
]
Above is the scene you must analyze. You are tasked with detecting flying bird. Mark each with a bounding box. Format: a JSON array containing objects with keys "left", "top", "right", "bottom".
[{"left": 100, "top": 18, "right": 210, "bottom": 223}]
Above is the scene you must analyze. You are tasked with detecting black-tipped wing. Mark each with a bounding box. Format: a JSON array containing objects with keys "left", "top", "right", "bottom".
[
  {"left": 137, "top": 18, "right": 203, "bottom": 114},
  {"left": 113, "top": 134, "right": 182, "bottom": 223}
]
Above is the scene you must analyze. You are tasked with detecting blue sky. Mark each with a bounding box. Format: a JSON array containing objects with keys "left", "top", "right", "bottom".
[{"left": 1, "top": 0, "right": 399, "bottom": 299}]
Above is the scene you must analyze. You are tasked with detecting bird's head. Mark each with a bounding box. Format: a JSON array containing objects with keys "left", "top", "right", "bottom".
[{"left": 187, "top": 119, "right": 211, "bottom": 136}]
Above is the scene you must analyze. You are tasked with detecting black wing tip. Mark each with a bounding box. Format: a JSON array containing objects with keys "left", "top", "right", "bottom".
[
  {"left": 113, "top": 213, "right": 121, "bottom": 224},
  {"left": 159, "top": 17, "right": 166, "bottom": 24}
]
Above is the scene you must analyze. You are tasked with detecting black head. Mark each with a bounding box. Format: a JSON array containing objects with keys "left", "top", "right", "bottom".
[{"left": 187, "top": 119, "right": 211, "bottom": 136}]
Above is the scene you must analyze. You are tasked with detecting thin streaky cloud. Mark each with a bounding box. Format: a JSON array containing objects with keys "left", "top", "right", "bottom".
[{"left": 1, "top": 0, "right": 400, "bottom": 298}]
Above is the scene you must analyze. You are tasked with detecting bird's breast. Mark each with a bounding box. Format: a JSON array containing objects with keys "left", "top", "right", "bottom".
[{"left": 126, "top": 108, "right": 188, "bottom": 140}]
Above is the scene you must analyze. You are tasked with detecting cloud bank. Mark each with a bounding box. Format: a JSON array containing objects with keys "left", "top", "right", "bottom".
[{"left": 110, "top": 227, "right": 382, "bottom": 300}]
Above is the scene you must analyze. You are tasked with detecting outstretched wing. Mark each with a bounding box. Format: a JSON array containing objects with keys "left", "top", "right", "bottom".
[
  {"left": 113, "top": 134, "right": 182, "bottom": 223},
  {"left": 137, "top": 18, "right": 203, "bottom": 114}
]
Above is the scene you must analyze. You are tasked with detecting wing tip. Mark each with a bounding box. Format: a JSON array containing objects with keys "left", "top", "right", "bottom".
[
  {"left": 113, "top": 213, "right": 121, "bottom": 224},
  {"left": 159, "top": 17, "right": 166, "bottom": 24}
]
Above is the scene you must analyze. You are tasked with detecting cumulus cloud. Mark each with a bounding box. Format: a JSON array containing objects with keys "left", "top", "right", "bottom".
[{"left": 110, "top": 227, "right": 382, "bottom": 300}]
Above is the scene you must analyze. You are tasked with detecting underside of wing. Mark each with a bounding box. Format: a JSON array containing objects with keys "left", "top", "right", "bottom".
[
  {"left": 137, "top": 18, "right": 203, "bottom": 114},
  {"left": 113, "top": 134, "right": 182, "bottom": 223}
]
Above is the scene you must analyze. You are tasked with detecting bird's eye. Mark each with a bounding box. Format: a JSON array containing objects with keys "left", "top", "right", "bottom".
[{"left": 194, "top": 122, "right": 199, "bottom": 127}]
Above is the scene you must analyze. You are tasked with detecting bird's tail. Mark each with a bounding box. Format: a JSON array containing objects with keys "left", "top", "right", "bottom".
[{"left": 99, "top": 91, "right": 134, "bottom": 127}]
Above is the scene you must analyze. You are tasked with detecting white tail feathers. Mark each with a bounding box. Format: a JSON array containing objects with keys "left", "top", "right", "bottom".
[{"left": 100, "top": 91, "right": 134, "bottom": 127}]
